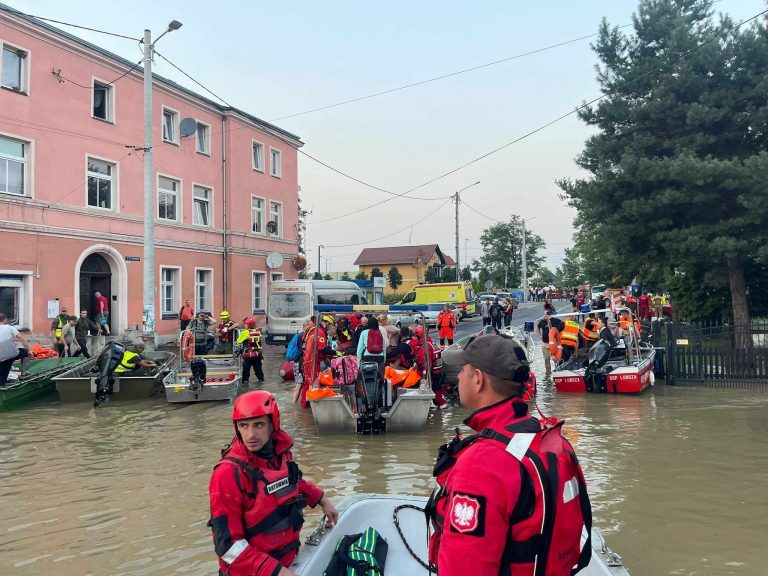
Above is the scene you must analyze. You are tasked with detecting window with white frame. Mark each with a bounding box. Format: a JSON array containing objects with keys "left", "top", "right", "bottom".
[
  {"left": 253, "top": 272, "right": 265, "bottom": 312},
  {"left": 252, "top": 141, "right": 264, "bottom": 172},
  {"left": 162, "top": 108, "right": 178, "bottom": 143},
  {"left": 0, "top": 135, "right": 26, "bottom": 196},
  {"left": 158, "top": 176, "right": 179, "bottom": 221},
  {"left": 269, "top": 201, "right": 281, "bottom": 237},
  {"left": 193, "top": 185, "right": 211, "bottom": 226},
  {"left": 92, "top": 81, "right": 113, "bottom": 122},
  {"left": 270, "top": 148, "right": 281, "bottom": 177},
  {"left": 251, "top": 197, "right": 264, "bottom": 234},
  {"left": 195, "top": 269, "right": 212, "bottom": 313},
  {"left": 87, "top": 158, "right": 115, "bottom": 209},
  {"left": 196, "top": 122, "right": 210, "bottom": 155},
  {"left": 0, "top": 275, "right": 24, "bottom": 326},
  {"left": 160, "top": 267, "right": 180, "bottom": 316},
  {"left": 2, "top": 44, "right": 27, "bottom": 93},
  {"left": 271, "top": 272, "right": 283, "bottom": 282}
]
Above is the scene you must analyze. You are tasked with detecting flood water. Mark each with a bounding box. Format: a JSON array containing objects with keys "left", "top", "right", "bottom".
[{"left": 1, "top": 349, "right": 767, "bottom": 576}]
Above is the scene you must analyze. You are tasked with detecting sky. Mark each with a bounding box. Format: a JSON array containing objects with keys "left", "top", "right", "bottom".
[{"left": 6, "top": 0, "right": 761, "bottom": 275}]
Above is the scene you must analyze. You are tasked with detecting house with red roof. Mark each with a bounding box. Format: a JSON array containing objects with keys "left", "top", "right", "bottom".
[{"left": 353, "top": 244, "right": 455, "bottom": 294}]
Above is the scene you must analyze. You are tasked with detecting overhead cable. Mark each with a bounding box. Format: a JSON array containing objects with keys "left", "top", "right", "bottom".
[
  {"left": 0, "top": 6, "right": 141, "bottom": 40},
  {"left": 51, "top": 58, "right": 143, "bottom": 89}
]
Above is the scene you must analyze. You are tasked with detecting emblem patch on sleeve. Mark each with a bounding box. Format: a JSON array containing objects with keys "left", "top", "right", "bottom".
[{"left": 449, "top": 492, "right": 486, "bottom": 536}]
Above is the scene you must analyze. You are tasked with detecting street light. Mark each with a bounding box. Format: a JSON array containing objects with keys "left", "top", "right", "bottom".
[
  {"left": 317, "top": 245, "right": 324, "bottom": 279},
  {"left": 143, "top": 20, "right": 182, "bottom": 348},
  {"left": 521, "top": 217, "right": 536, "bottom": 303},
  {"left": 464, "top": 238, "right": 469, "bottom": 276}
]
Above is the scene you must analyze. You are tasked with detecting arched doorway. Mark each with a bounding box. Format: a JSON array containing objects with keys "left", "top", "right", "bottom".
[{"left": 79, "top": 253, "right": 112, "bottom": 333}]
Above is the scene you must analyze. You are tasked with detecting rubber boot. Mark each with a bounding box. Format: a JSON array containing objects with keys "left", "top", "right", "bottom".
[{"left": 20, "top": 356, "right": 30, "bottom": 378}]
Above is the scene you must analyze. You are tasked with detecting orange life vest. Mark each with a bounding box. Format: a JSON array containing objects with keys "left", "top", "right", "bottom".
[
  {"left": 560, "top": 320, "right": 579, "bottom": 349},
  {"left": 582, "top": 318, "right": 599, "bottom": 345},
  {"left": 548, "top": 328, "right": 562, "bottom": 363}
]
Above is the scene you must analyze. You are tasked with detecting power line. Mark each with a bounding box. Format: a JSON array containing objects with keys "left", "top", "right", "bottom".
[
  {"left": 51, "top": 58, "right": 143, "bottom": 89},
  {"left": 461, "top": 199, "right": 501, "bottom": 223},
  {"left": 153, "top": 50, "right": 233, "bottom": 108},
  {"left": 0, "top": 6, "right": 141, "bottom": 41}
]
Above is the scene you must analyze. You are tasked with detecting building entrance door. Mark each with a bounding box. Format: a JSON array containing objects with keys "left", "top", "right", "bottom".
[{"left": 79, "top": 253, "right": 112, "bottom": 333}]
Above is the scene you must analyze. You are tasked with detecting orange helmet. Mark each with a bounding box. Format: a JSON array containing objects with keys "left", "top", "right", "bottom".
[{"left": 232, "top": 390, "right": 280, "bottom": 432}]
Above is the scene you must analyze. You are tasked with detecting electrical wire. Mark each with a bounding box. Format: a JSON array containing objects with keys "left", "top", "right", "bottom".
[
  {"left": 461, "top": 199, "right": 501, "bottom": 224},
  {"left": 0, "top": 113, "right": 139, "bottom": 149},
  {"left": 51, "top": 59, "right": 143, "bottom": 89},
  {"left": 154, "top": 50, "right": 233, "bottom": 109},
  {"left": 0, "top": 6, "right": 141, "bottom": 41}
]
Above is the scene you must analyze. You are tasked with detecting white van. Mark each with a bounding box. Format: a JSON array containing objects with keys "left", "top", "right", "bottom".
[{"left": 266, "top": 280, "right": 367, "bottom": 345}]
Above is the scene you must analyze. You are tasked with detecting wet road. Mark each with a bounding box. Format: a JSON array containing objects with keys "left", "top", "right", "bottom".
[{"left": 1, "top": 341, "right": 767, "bottom": 575}]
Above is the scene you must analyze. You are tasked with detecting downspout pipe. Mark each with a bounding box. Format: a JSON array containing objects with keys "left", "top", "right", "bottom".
[{"left": 221, "top": 115, "right": 228, "bottom": 310}]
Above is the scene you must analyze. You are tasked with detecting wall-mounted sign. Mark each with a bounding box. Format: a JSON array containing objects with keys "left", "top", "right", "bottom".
[
  {"left": 373, "top": 277, "right": 386, "bottom": 288},
  {"left": 125, "top": 256, "right": 141, "bottom": 262},
  {"left": 676, "top": 339, "right": 689, "bottom": 346}
]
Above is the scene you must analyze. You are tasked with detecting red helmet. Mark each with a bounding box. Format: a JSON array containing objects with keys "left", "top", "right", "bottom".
[
  {"left": 413, "top": 325, "right": 424, "bottom": 338},
  {"left": 244, "top": 317, "right": 257, "bottom": 328},
  {"left": 232, "top": 390, "right": 280, "bottom": 432}
]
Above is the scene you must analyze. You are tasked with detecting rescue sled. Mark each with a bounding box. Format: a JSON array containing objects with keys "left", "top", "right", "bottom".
[
  {"left": 293, "top": 494, "right": 630, "bottom": 576},
  {"left": 308, "top": 305, "right": 436, "bottom": 435},
  {"left": 162, "top": 329, "right": 243, "bottom": 403}
]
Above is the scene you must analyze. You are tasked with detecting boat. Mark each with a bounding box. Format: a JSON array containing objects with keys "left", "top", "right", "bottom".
[
  {"left": 293, "top": 494, "right": 629, "bottom": 575},
  {"left": 53, "top": 349, "right": 176, "bottom": 402},
  {"left": 163, "top": 329, "right": 244, "bottom": 402},
  {"left": 309, "top": 305, "right": 436, "bottom": 434},
  {"left": 0, "top": 356, "right": 88, "bottom": 410}
]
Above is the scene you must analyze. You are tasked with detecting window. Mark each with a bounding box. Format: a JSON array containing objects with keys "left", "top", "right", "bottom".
[
  {"left": 0, "top": 135, "right": 26, "bottom": 196},
  {"left": 270, "top": 148, "right": 281, "bottom": 177},
  {"left": 2, "top": 45, "right": 26, "bottom": 92},
  {"left": 92, "top": 81, "right": 113, "bottom": 122},
  {"left": 271, "top": 272, "right": 283, "bottom": 283},
  {"left": 158, "top": 176, "right": 179, "bottom": 221},
  {"left": 87, "top": 158, "right": 115, "bottom": 209},
  {"left": 0, "top": 275, "right": 23, "bottom": 325},
  {"left": 160, "top": 267, "right": 180, "bottom": 317},
  {"left": 269, "top": 201, "right": 281, "bottom": 237},
  {"left": 252, "top": 141, "right": 264, "bottom": 172},
  {"left": 251, "top": 197, "right": 264, "bottom": 233},
  {"left": 196, "top": 122, "right": 210, "bottom": 155},
  {"left": 195, "top": 269, "right": 212, "bottom": 313},
  {"left": 193, "top": 185, "right": 211, "bottom": 226},
  {"left": 162, "top": 108, "right": 178, "bottom": 143},
  {"left": 253, "top": 272, "right": 265, "bottom": 312}
]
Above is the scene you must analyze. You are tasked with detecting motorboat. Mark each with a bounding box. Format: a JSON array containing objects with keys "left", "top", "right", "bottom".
[
  {"left": 1, "top": 356, "right": 87, "bottom": 410},
  {"left": 293, "top": 494, "right": 629, "bottom": 575}
]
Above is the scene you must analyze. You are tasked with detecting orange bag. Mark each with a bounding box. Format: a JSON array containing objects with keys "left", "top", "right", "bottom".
[
  {"left": 384, "top": 366, "right": 420, "bottom": 388},
  {"left": 306, "top": 387, "right": 338, "bottom": 400}
]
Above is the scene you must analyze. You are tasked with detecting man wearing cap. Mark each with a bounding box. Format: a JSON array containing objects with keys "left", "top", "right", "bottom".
[
  {"left": 535, "top": 309, "right": 553, "bottom": 377},
  {"left": 214, "top": 311, "right": 238, "bottom": 354},
  {"left": 189, "top": 312, "right": 214, "bottom": 355},
  {"left": 51, "top": 307, "right": 70, "bottom": 357},
  {"left": 428, "top": 334, "right": 592, "bottom": 576}
]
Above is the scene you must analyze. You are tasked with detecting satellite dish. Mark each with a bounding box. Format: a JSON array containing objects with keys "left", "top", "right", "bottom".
[
  {"left": 180, "top": 117, "right": 197, "bottom": 138},
  {"left": 292, "top": 255, "right": 307, "bottom": 271},
  {"left": 266, "top": 251, "right": 284, "bottom": 269},
  {"left": 266, "top": 220, "right": 278, "bottom": 234}
]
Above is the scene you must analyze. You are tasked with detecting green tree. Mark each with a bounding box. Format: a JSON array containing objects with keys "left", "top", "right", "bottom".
[
  {"left": 535, "top": 267, "right": 557, "bottom": 287},
  {"left": 312, "top": 272, "right": 322, "bottom": 280},
  {"left": 323, "top": 273, "right": 333, "bottom": 281},
  {"left": 387, "top": 267, "right": 403, "bottom": 291},
  {"left": 473, "top": 216, "right": 546, "bottom": 288},
  {"left": 296, "top": 190, "right": 309, "bottom": 255},
  {"left": 370, "top": 267, "right": 384, "bottom": 278},
  {"left": 559, "top": 1, "right": 768, "bottom": 345},
  {"left": 341, "top": 271, "right": 351, "bottom": 281},
  {"left": 461, "top": 266, "right": 472, "bottom": 282},
  {"left": 355, "top": 271, "right": 368, "bottom": 280},
  {"left": 424, "top": 264, "right": 442, "bottom": 284},
  {"left": 556, "top": 247, "right": 586, "bottom": 288},
  {"left": 441, "top": 267, "right": 457, "bottom": 282}
]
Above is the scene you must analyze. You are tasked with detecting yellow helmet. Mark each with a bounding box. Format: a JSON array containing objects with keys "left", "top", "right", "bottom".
[
  {"left": 320, "top": 314, "right": 335, "bottom": 326},
  {"left": 220, "top": 310, "right": 230, "bottom": 318}
]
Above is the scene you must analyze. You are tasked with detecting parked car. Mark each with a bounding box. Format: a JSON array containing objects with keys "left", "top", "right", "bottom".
[
  {"left": 418, "top": 303, "right": 458, "bottom": 328},
  {"left": 388, "top": 311, "right": 420, "bottom": 328}
]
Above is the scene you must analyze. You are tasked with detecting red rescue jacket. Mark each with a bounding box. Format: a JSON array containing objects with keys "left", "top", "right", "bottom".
[
  {"left": 242, "top": 329, "right": 262, "bottom": 359},
  {"left": 209, "top": 431, "right": 324, "bottom": 576},
  {"left": 426, "top": 398, "right": 592, "bottom": 576}
]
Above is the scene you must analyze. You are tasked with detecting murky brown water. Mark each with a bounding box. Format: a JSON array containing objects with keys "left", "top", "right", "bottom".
[{"left": 1, "top": 350, "right": 767, "bottom": 575}]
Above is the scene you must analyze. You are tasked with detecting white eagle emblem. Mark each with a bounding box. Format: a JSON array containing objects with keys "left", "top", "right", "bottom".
[{"left": 450, "top": 494, "right": 480, "bottom": 533}]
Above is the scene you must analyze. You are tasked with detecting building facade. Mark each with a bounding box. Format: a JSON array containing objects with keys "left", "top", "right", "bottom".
[
  {"left": 354, "top": 245, "right": 455, "bottom": 294},
  {"left": 0, "top": 7, "right": 302, "bottom": 340}
]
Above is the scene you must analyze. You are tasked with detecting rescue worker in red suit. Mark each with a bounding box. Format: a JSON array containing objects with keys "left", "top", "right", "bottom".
[
  {"left": 301, "top": 315, "right": 335, "bottom": 408},
  {"left": 237, "top": 318, "right": 265, "bottom": 384},
  {"left": 411, "top": 326, "right": 447, "bottom": 408},
  {"left": 429, "top": 334, "right": 592, "bottom": 576},
  {"left": 436, "top": 304, "right": 458, "bottom": 348},
  {"left": 209, "top": 391, "right": 338, "bottom": 576}
]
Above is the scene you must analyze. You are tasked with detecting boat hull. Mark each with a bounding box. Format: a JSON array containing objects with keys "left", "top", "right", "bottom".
[
  {"left": 554, "top": 351, "right": 656, "bottom": 394},
  {"left": 163, "top": 369, "right": 241, "bottom": 402},
  {"left": 0, "top": 357, "right": 87, "bottom": 410}
]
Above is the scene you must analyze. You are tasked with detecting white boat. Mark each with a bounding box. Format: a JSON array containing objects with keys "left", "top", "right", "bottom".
[{"left": 293, "top": 494, "right": 629, "bottom": 575}]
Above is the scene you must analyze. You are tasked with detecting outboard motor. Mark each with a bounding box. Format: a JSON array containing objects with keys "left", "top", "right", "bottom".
[
  {"left": 356, "top": 362, "right": 385, "bottom": 435},
  {"left": 189, "top": 358, "right": 207, "bottom": 392},
  {"left": 93, "top": 341, "right": 126, "bottom": 407},
  {"left": 584, "top": 339, "right": 613, "bottom": 393}
]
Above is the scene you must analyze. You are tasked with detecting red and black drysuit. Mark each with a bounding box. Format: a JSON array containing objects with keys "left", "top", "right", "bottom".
[
  {"left": 209, "top": 430, "right": 324, "bottom": 576},
  {"left": 426, "top": 397, "right": 592, "bottom": 576}
]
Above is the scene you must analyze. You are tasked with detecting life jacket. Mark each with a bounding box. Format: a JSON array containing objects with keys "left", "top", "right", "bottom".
[
  {"left": 426, "top": 404, "right": 592, "bottom": 576},
  {"left": 213, "top": 445, "right": 307, "bottom": 568},
  {"left": 54, "top": 315, "right": 66, "bottom": 338},
  {"left": 218, "top": 321, "right": 235, "bottom": 342},
  {"left": 322, "top": 527, "right": 388, "bottom": 576},
  {"left": 437, "top": 311, "right": 455, "bottom": 329},
  {"left": 548, "top": 328, "right": 562, "bottom": 362},
  {"left": 582, "top": 319, "right": 599, "bottom": 345},
  {"left": 410, "top": 338, "right": 442, "bottom": 374},
  {"left": 384, "top": 366, "right": 421, "bottom": 388},
  {"left": 242, "top": 329, "right": 262, "bottom": 359},
  {"left": 114, "top": 351, "right": 140, "bottom": 373},
  {"left": 560, "top": 320, "right": 579, "bottom": 349}
]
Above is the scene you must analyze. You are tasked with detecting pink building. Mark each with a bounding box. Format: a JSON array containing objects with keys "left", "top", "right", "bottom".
[{"left": 0, "top": 7, "right": 302, "bottom": 341}]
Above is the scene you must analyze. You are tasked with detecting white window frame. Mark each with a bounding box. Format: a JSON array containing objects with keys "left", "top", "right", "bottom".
[
  {"left": 252, "top": 140, "right": 265, "bottom": 172},
  {"left": 162, "top": 106, "right": 180, "bottom": 144},
  {"left": 195, "top": 268, "right": 214, "bottom": 314},
  {"left": 91, "top": 77, "right": 114, "bottom": 123},
  {"left": 0, "top": 274, "right": 27, "bottom": 327},
  {"left": 192, "top": 183, "right": 213, "bottom": 227},
  {"left": 269, "top": 147, "right": 282, "bottom": 178},
  {"left": 159, "top": 266, "right": 181, "bottom": 317},
  {"left": 157, "top": 174, "right": 182, "bottom": 222},
  {"left": 1, "top": 42, "right": 29, "bottom": 94},
  {"left": 195, "top": 121, "right": 210, "bottom": 155},
  {"left": 85, "top": 154, "right": 118, "bottom": 211},
  {"left": 252, "top": 270, "right": 266, "bottom": 312},
  {"left": 270, "top": 272, "right": 283, "bottom": 283},
  {"left": 0, "top": 132, "right": 29, "bottom": 197},
  {"left": 251, "top": 195, "right": 265, "bottom": 235},
  {"left": 268, "top": 200, "right": 282, "bottom": 238}
]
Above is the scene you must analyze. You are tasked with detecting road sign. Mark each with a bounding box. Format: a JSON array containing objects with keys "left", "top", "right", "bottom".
[{"left": 484, "top": 280, "right": 493, "bottom": 290}]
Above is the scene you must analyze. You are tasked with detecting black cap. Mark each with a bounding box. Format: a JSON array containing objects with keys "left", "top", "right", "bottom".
[{"left": 442, "top": 334, "right": 529, "bottom": 382}]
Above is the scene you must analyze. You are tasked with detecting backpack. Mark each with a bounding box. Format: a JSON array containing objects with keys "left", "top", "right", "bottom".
[
  {"left": 286, "top": 332, "right": 303, "bottom": 361},
  {"left": 323, "top": 527, "right": 388, "bottom": 576},
  {"left": 330, "top": 355, "right": 360, "bottom": 385},
  {"left": 365, "top": 330, "right": 383, "bottom": 355},
  {"left": 490, "top": 305, "right": 500, "bottom": 318}
]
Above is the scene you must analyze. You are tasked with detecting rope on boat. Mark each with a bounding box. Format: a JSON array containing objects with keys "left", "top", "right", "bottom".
[{"left": 392, "top": 504, "right": 436, "bottom": 573}]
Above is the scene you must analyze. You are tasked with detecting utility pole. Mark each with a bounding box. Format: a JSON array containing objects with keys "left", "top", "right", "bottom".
[
  {"left": 317, "top": 245, "right": 324, "bottom": 279},
  {"left": 521, "top": 224, "right": 527, "bottom": 303},
  {"left": 454, "top": 181, "right": 480, "bottom": 282}
]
